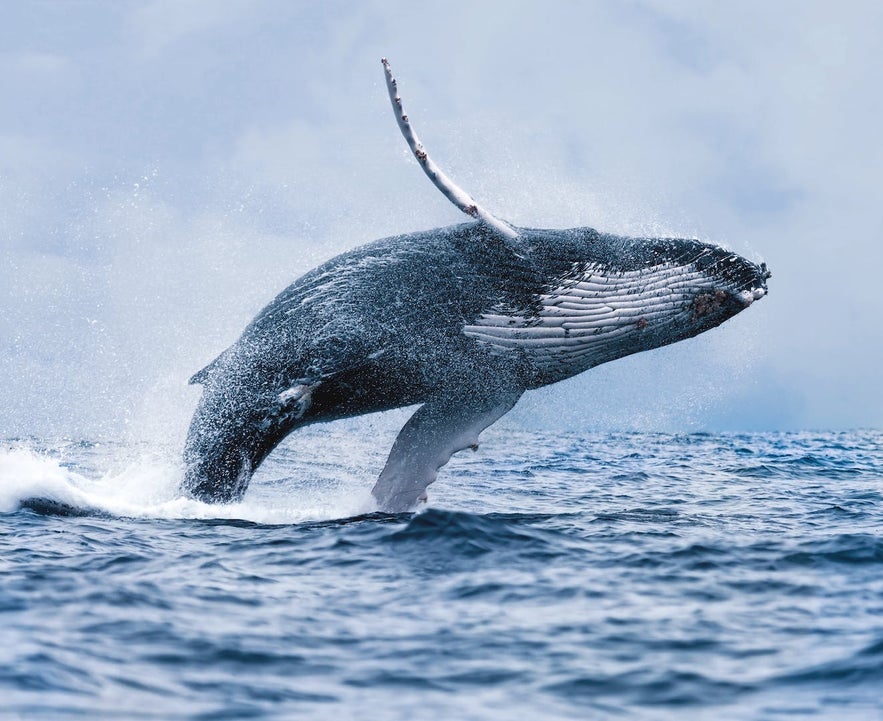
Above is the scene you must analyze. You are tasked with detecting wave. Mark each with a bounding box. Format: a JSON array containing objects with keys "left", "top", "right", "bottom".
[
  {"left": 774, "top": 636, "right": 883, "bottom": 686},
  {"left": 389, "top": 508, "right": 565, "bottom": 559},
  {"left": 0, "top": 442, "right": 373, "bottom": 524}
]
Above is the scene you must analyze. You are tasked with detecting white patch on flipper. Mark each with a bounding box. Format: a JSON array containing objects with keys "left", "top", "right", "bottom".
[{"left": 464, "top": 262, "right": 715, "bottom": 375}]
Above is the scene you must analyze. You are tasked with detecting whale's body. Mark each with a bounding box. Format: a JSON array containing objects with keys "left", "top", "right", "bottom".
[
  {"left": 184, "top": 223, "right": 768, "bottom": 511},
  {"left": 184, "top": 59, "right": 769, "bottom": 511}
]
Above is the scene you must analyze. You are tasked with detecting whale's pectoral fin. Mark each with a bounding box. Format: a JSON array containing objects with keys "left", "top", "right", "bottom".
[
  {"left": 380, "top": 58, "right": 519, "bottom": 241},
  {"left": 371, "top": 386, "right": 522, "bottom": 512}
]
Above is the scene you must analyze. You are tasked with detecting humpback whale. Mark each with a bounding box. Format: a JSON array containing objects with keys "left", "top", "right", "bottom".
[{"left": 183, "top": 59, "right": 769, "bottom": 512}]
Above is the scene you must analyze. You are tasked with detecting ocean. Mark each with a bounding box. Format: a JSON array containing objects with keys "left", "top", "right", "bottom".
[{"left": 2, "top": 427, "right": 881, "bottom": 720}]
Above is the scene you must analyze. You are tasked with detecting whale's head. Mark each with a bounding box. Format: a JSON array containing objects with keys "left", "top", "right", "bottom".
[
  {"left": 466, "top": 231, "right": 770, "bottom": 383},
  {"left": 643, "top": 237, "right": 770, "bottom": 335},
  {"left": 593, "top": 235, "right": 770, "bottom": 362}
]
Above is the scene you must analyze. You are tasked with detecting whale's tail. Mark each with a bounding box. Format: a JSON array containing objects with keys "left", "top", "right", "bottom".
[
  {"left": 182, "top": 370, "right": 306, "bottom": 503},
  {"left": 182, "top": 391, "right": 256, "bottom": 503}
]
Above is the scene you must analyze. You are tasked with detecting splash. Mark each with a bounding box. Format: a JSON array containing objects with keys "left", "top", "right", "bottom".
[{"left": 0, "top": 439, "right": 375, "bottom": 523}]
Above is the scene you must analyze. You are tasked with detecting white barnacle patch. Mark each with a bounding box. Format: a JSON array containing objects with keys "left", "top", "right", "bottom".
[
  {"left": 736, "top": 286, "right": 768, "bottom": 308},
  {"left": 277, "top": 382, "right": 319, "bottom": 420},
  {"left": 463, "top": 261, "right": 715, "bottom": 378}
]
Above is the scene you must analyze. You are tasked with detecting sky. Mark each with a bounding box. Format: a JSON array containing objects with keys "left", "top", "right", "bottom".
[{"left": 1, "top": 0, "right": 881, "bottom": 443}]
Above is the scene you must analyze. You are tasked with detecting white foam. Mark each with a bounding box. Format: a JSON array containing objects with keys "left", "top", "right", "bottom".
[
  {"left": 0, "top": 447, "right": 95, "bottom": 513},
  {"left": 0, "top": 442, "right": 376, "bottom": 524}
]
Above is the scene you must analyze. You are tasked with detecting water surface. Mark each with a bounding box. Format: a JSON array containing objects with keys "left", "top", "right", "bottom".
[{"left": 2, "top": 429, "right": 881, "bottom": 719}]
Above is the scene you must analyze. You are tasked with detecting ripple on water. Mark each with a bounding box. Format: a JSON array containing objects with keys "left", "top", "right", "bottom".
[{"left": 1, "top": 430, "right": 882, "bottom": 720}]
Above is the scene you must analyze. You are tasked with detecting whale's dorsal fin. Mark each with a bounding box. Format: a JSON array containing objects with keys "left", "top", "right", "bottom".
[
  {"left": 189, "top": 360, "right": 218, "bottom": 385},
  {"left": 189, "top": 348, "right": 231, "bottom": 385},
  {"left": 381, "top": 58, "right": 519, "bottom": 241}
]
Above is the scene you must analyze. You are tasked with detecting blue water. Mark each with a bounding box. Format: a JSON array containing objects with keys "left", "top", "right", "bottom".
[{"left": 2, "top": 428, "right": 882, "bottom": 720}]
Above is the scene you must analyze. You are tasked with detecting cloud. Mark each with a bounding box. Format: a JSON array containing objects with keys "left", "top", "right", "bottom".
[{"left": 1, "top": 0, "right": 881, "bottom": 440}]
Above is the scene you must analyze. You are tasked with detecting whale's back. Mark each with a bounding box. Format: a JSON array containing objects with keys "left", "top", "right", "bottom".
[{"left": 190, "top": 223, "right": 546, "bottom": 389}]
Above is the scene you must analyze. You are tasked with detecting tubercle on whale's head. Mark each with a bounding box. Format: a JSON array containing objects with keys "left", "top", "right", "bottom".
[
  {"left": 682, "top": 242, "right": 769, "bottom": 332},
  {"left": 569, "top": 234, "right": 771, "bottom": 354},
  {"left": 734, "top": 261, "right": 771, "bottom": 308}
]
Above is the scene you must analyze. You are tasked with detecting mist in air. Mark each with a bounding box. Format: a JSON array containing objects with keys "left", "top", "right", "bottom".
[{"left": 2, "top": 1, "right": 882, "bottom": 446}]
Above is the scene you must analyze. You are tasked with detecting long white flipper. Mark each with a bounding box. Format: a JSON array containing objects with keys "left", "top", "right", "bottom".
[
  {"left": 381, "top": 57, "right": 519, "bottom": 240},
  {"left": 371, "top": 387, "right": 522, "bottom": 512}
]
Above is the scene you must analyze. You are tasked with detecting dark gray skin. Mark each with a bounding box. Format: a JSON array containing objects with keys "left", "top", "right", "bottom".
[{"left": 183, "top": 222, "right": 769, "bottom": 511}]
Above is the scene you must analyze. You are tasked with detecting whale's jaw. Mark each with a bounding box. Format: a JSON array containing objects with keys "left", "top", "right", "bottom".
[
  {"left": 463, "top": 238, "right": 769, "bottom": 387},
  {"left": 688, "top": 252, "right": 769, "bottom": 333}
]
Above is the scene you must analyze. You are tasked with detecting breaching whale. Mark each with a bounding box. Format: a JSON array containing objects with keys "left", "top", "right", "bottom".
[{"left": 183, "top": 59, "right": 769, "bottom": 512}]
